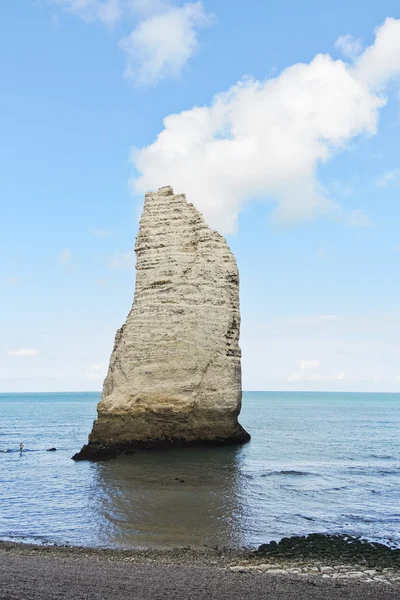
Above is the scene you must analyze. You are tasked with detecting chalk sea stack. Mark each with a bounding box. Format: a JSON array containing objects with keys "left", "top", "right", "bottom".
[{"left": 73, "top": 186, "right": 250, "bottom": 461}]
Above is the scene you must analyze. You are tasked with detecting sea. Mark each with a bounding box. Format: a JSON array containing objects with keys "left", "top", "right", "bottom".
[{"left": 0, "top": 391, "right": 399, "bottom": 549}]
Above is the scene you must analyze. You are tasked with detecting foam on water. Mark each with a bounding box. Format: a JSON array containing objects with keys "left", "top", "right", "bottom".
[{"left": 0, "top": 391, "right": 399, "bottom": 548}]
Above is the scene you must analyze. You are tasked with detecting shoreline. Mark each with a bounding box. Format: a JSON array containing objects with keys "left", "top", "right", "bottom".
[
  {"left": 1, "top": 534, "right": 400, "bottom": 586},
  {"left": 1, "top": 541, "right": 400, "bottom": 600},
  {"left": 0, "top": 542, "right": 400, "bottom": 600}
]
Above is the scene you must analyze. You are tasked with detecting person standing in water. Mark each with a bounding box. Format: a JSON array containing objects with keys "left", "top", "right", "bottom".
[{"left": 19, "top": 442, "right": 24, "bottom": 455}]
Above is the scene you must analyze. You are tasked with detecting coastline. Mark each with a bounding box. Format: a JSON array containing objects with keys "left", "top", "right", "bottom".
[{"left": 1, "top": 541, "right": 400, "bottom": 600}]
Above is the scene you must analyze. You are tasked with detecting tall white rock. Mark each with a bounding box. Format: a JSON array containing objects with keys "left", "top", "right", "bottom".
[{"left": 74, "top": 186, "right": 249, "bottom": 460}]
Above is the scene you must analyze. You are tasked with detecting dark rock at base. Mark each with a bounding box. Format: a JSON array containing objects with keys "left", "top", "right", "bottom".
[
  {"left": 72, "top": 430, "right": 250, "bottom": 462},
  {"left": 46, "top": 448, "right": 57, "bottom": 452},
  {"left": 72, "top": 445, "right": 118, "bottom": 462},
  {"left": 254, "top": 534, "right": 400, "bottom": 569}
]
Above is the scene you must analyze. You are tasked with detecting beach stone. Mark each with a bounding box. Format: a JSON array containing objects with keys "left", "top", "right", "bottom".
[
  {"left": 374, "top": 576, "right": 391, "bottom": 583},
  {"left": 229, "top": 566, "right": 247, "bottom": 573},
  {"left": 257, "top": 564, "right": 276, "bottom": 571},
  {"left": 265, "top": 569, "right": 287, "bottom": 575},
  {"left": 73, "top": 186, "right": 250, "bottom": 460}
]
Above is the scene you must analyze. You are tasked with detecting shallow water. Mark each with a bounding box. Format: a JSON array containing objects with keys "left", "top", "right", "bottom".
[{"left": 1, "top": 391, "right": 399, "bottom": 548}]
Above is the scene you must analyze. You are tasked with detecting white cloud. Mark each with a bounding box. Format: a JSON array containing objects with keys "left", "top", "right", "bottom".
[
  {"left": 59, "top": 248, "right": 72, "bottom": 264},
  {"left": 110, "top": 249, "right": 135, "bottom": 268},
  {"left": 53, "top": 0, "right": 122, "bottom": 26},
  {"left": 299, "top": 359, "right": 320, "bottom": 370},
  {"left": 289, "top": 359, "right": 320, "bottom": 381},
  {"left": 335, "top": 34, "right": 363, "bottom": 60},
  {"left": 354, "top": 18, "right": 400, "bottom": 89},
  {"left": 86, "top": 362, "right": 107, "bottom": 380},
  {"left": 7, "top": 348, "right": 39, "bottom": 357},
  {"left": 347, "top": 209, "right": 371, "bottom": 227},
  {"left": 89, "top": 226, "right": 112, "bottom": 238},
  {"left": 133, "top": 18, "right": 400, "bottom": 233},
  {"left": 375, "top": 168, "right": 400, "bottom": 187},
  {"left": 51, "top": 1, "right": 215, "bottom": 84},
  {"left": 120, "top": 2, "right": 215, "bottom": 85},
  {"left": 397, "top": 376, "right": 400, "bottom": 381}
]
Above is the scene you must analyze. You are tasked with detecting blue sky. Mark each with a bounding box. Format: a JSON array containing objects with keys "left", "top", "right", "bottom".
[{"left": 1, "top": 0, "right": 400, "bottom": 392}]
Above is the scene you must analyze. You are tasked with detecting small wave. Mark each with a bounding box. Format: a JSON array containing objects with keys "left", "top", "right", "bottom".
[
  {"left": 261, "top": 470, "right": 311, "bottom": 477},
  {"left": 348, "top": 466, "right": 399, "bottom": 476},
  {"left": 369, "top": 454, "right": 396, "bottom": 460},
  {"left": 344, "top": 514, "right": 375, "bottom": 524},
  {"left": 295, "top": 514, "right": 315, "bottom": 521}
]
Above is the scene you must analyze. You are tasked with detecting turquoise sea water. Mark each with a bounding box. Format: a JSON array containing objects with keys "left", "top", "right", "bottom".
[{"left": 0, "top": 391, "right": 399, "bottom": 549}]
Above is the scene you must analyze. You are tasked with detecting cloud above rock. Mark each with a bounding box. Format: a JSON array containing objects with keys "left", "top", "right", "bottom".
[{"left": 133, "top": 18, "right": 400, "bottom": 233}]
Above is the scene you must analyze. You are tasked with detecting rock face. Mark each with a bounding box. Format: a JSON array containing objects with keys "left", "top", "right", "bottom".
[{"left": 73, "top": 186, "right": 250, "bottom": 460}]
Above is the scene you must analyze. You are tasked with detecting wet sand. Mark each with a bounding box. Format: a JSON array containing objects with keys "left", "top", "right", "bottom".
[{"left": 0, "top": 542, "right": 399, "bottom": 600}]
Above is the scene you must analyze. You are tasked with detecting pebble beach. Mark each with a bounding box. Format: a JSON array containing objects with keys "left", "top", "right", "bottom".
[{"left": 1, "top": 538, "right": 400, "bottom": 600}]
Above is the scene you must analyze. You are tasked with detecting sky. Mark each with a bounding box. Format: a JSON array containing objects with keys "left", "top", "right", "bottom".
[{"left": 1, "top": 0, "right": 400, "bottom": 393}]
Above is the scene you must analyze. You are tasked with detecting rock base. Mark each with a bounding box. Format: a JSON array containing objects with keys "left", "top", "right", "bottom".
[
  {"left": 72, "top": 445, "right": 119, "bottom": 462},
  {"left": 72, "top": 424, "right": 250, "bottom": 461}
]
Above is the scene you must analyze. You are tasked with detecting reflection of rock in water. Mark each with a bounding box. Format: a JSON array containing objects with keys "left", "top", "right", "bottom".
[{"left": 91, "top": 447, "right": 248, "bottom": 548}]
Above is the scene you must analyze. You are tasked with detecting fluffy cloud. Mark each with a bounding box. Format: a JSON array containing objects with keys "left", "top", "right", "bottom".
[
  {"left": 354, "top": 17, "right": 400, "bottom": 89},
  {"left": 133, "top": 18, "right": 400, "bottom": 233},
  {"left": 375, "top": 168, "right": 400, "bottom": 187},
  {"left": 120, "top": 2, "right": 215, "bottom": 85},
  {"left": 7, "top": 348, "right": 39, "bottom": 357}
]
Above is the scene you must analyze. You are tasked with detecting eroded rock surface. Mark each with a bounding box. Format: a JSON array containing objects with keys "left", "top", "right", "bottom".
[{"left": 74, "top": 186, "right": 249, "bottom": 459}]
